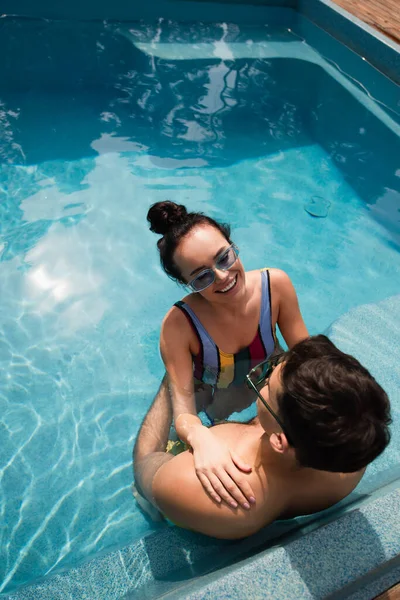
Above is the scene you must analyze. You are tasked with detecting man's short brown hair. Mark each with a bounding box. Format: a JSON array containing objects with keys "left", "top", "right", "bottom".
[{"left": 278, "top": 335, "right": 391, "bottom": 473}]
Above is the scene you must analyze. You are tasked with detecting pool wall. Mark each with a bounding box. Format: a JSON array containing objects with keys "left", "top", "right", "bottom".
[
  {"left": 1, "top": 0, "right": 400, "bottom": 598},
  {"left": 2, "top": 0, "right": 400, "bottom": 83},
  {"left": 0, "top": 0, "right": 295, "bottom": 20},
  {"left": 299, "top": 0, "right": 400, "bottom": 84}
]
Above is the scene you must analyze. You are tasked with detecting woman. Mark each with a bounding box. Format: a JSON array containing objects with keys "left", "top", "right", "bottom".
[{"left": 148, "top": 201, "right": 308, "bottom": 510}]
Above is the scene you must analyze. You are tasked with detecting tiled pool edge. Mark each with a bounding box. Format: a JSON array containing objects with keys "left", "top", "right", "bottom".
[
  {"left": 297, "top": 0, "right": 400, "bottom": 84},
  {"left": 168, "top": 488, "right": 400, "bottom": 600},
  {"left": 4, "top": 485, "right": 400, "bottom": 600}
]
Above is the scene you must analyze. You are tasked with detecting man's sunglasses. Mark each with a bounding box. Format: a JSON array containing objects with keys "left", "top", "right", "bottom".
[
  {"left": 246, "top": 354, "right": 293, "bottom": 445},
  {"left": 187, "top": 244, "right": 239, "bottom": 293}
]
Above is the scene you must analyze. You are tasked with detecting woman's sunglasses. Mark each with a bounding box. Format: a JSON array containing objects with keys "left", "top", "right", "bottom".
[
  {"left": 187, "top": 244, "right": 239, "bottom": 293},
  {"left": 246, "top": 354, "right": 293, "bottom": 445}
]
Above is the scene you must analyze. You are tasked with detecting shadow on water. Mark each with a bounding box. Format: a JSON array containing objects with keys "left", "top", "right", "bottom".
[
  {"left": 0, "top": 19, "right": 311, "bottom": 264},
  {"left": 0, "top": 25, "right": 313, "bottom": 166},
  {"left": 0, "top": 18, "right": 398, "bottom": 245}
]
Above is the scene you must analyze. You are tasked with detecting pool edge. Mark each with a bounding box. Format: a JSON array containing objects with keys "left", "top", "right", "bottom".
[
  {"left": 297, "top": 0, "right": 400, "bottom": 84},
  {"left": 167, "top": 486, "right": 400, "bottom": 600}
]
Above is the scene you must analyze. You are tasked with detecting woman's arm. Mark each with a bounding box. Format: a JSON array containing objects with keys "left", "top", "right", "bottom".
[
  {"left": 160, "top": 308, "right": 255, "bottom": 509},
  {"left": 160, "top": 307, "right": 200, "bottom": 431},
  {"left": 269, "top": 269, "right": 309, "bottom": 349}
]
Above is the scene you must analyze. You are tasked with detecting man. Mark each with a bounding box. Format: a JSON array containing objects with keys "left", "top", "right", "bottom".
[{"left": 133, "top": 336, "right": 391, "bottom": 539}]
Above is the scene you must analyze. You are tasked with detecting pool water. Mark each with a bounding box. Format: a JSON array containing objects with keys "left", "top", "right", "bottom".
[{"left": 0, "top": 17, "right": 399, "bottom": 595}]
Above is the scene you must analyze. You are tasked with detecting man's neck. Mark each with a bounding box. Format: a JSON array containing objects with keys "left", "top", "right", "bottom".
[{"left": 257, "top": 429, "right": 301, "bottom": 474}]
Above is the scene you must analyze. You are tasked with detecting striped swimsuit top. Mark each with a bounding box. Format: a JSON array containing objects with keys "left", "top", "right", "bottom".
[{"left": 174, "top": 268, "right": 276, "bottom": 389}]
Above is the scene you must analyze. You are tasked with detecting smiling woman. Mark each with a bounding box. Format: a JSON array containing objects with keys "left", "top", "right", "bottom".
[{"left": 133, "top": 201, "right": 309, "bottom": 512}]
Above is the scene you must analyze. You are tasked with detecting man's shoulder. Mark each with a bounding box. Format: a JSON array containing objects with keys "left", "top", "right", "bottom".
[
  {"left": 152, "top": 450, "right": 281, "bottom": 540},
  {"left": 284, "top": 468, "right": 365, "bottom": 517}
]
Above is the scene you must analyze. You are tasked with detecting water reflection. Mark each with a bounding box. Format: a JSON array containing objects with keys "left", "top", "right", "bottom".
[{"left": 25, "top": 230, "right": 108, "bottom": 332}]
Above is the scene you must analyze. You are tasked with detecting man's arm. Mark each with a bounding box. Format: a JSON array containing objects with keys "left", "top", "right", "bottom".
[{"left": 133, "top": 374, "right": 175, "bottom": 505}]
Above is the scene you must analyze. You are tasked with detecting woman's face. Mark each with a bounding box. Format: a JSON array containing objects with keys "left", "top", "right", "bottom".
[{"left": 173, "top": 225, "right": 246, "bottom": 303}]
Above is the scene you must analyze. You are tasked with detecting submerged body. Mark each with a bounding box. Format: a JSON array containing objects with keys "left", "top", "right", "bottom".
[{"left": 171, "top": 267, "right": 281, "bottom": 420}]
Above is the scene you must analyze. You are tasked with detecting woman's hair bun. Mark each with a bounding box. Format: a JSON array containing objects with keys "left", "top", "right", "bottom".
[{"left": 147, "top": 201, "right": 188, "bottom": 235}]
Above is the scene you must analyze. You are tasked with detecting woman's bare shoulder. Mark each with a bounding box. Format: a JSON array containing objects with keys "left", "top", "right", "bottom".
[
  {"left": 246, "top": 267, "right": 290, "bottom": 285},
  {"left": 252, "top": 267, "right": 290, "bottom": 284},
  {"left": 266, "top": 268, "right": 296, "bottom": 296},
  {"left": 162, "top": 303, "right": 191, "bottom": 331}
]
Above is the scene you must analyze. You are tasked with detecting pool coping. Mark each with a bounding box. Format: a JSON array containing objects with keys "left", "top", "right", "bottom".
[
  {"left": 298, "top": 0, "right": 400, "bottom": 84},
  {"left": 303, "top": 0, "right": 400, "bottom": 53},
  {"left": 4, "top": 481, "right": 400, "bottom": 600},
  {"left": 168, "top": 485, "right": 400, "bottom": 600}
]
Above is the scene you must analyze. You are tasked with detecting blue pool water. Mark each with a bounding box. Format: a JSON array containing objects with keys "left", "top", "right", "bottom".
[{"left": 0, "top": 15, "right": 399, "bottom": 595}]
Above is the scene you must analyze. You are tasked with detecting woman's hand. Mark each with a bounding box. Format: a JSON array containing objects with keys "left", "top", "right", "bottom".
[{"left": 189, "top": 426, "right": 256, "bottom": 509}]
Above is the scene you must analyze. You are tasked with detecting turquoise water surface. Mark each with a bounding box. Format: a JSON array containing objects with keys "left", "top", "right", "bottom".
[{"left": 0, "top": 17, "right": 399, "bottom": 594}]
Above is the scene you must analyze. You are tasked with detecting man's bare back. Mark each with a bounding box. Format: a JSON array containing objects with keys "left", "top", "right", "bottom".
[{"left": 152, "top": 419, "right": 364, "bottom": 539}]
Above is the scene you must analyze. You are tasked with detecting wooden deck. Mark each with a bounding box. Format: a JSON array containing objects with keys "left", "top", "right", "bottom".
[
  {"left": 375, "top": 581, "right": 400, "bottom": 599},
  {"left": 332, "top": 0, "right": 400, "bottom": 44}
]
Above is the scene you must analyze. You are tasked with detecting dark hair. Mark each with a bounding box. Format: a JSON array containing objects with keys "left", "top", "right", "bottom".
[
  {"left": 147, "top": 201, "right": 231, "bottom": 283},
  {"left": 277, "top": 335, "right": 391, "bottom": 473}
]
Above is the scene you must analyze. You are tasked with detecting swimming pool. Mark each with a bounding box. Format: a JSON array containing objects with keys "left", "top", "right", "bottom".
[{"left": 0, "top": 2, "right": 399, "bottom": 597}]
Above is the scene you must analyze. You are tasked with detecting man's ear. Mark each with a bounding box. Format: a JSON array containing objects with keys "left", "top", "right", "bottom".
[{"left": 270, "top": 433, "right": 290, "bottom": 454}]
